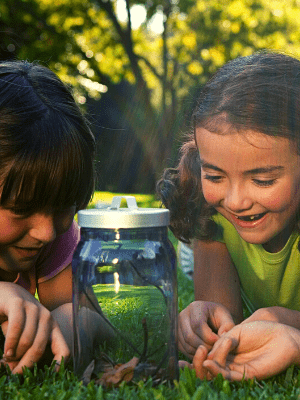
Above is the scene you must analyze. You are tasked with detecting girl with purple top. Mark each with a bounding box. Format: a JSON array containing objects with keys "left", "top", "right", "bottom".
[{"left": 0, "top": 59, "right": 97, "bottom": 373}]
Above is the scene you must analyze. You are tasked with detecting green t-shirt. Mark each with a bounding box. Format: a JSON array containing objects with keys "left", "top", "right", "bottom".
[{"left": 212, "top": 213, "right": 300, "bottom": 314}]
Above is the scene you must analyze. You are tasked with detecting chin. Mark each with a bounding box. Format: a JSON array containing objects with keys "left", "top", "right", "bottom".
[{"left": 237, "top": 232, "right": 272, "bottom": 245}]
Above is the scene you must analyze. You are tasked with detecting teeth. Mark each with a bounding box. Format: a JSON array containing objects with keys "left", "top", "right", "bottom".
[{"left": 236, "top": 213, "right": 264, "bottom": 221}]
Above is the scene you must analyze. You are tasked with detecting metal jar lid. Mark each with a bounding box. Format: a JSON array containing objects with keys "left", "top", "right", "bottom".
[{"left": 78, "top": 196, "right": 169, "bottom": 229}]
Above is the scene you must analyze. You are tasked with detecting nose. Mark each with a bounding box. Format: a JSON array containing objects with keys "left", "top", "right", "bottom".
[
  {"left": 29, "top": 213, "right": 56, "bottom": 244},
  {"left": 223, "top": 182, "right": 253, "bottom": 213}
]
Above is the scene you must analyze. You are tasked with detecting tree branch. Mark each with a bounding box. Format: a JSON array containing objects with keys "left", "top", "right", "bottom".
[
  {"left": 93, "top": 0, "right": 152, "bottom": 109},
  {"left": 138, "top": 55, "right": 162, "bottom": 80},
  {"left": 125, "top": 0, "right": 132, "bottom": 34},
  {"left": 162, "top": 1, "right": 173, "bottom": 111}
]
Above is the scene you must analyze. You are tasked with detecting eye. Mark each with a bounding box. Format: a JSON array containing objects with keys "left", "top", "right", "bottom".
[
  {"left": 253, "top": 179, "right": 277, "bottom": 187},
  {"left": 8, "top": 205, "right": 33, "bottom": 215},
  {"left": 9, "top": 209, "right": 33, "bottom": 219},
  {"left": 55, "top": 206, "right": 76, "bottom": 218},
  {"left": 203, "top": 174, "right": 223, "bottom": 183}
]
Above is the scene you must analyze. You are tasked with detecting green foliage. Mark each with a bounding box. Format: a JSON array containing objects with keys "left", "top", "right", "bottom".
[
  {"left": 1, "top": 361, "right": 300, "bottom": 398},
  {"left": 95, "top": 284, "right": 168, "bottom": 362},
  {"left": 177, "top": 267, "right": 194, "bottom": 313},
  {"left": 4, "top": 0, "right": 300, "bottom": 189}
]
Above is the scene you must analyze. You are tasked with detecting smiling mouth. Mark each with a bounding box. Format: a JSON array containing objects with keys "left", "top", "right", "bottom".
[
  {"left": 14, "top": 246, "right": 42, "bottom": 251},
  {"left": 235, "top": 212, "right": 267, "bottom": 222},
  {"left": 13, "top": 246, "right": 42, "bottom": 258}
]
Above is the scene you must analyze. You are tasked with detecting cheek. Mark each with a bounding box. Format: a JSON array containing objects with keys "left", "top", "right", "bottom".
[
  {"left": 201, "top": 181, "right": 222, "bottom": 206},
  {"left": 257, "top": 182, "right": 300, "bottom": 211},
  {"left": 0, "top": 219, "right": 25, "bottom": 244},
  {"left": 54, "top": 214, "right": 75, "bottom": 236}
]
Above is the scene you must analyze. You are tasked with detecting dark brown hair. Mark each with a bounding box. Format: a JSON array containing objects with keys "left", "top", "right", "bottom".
[
  {"left": 157, "top": 52, "right": 300, "bottom": 242},
  {"left": 0, "top": 60, "right": 95, "bottom": 215}
]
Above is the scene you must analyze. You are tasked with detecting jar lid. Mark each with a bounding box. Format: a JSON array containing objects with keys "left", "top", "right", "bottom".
[{"left": 78, "top": 196, "right": 169, "bottom": 228}]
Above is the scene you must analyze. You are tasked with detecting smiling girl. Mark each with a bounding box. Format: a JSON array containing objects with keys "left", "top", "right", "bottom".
[
  {"left": 157, "top": 52, "right": 300, "bottom": 380},
  {"left": 0, "top": 59, "right": 97, "bottom": 374}
]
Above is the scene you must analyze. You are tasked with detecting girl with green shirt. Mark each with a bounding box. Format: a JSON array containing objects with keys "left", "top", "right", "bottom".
[{"left": 157, "top": 52, "right": 300, "bottom": 381}]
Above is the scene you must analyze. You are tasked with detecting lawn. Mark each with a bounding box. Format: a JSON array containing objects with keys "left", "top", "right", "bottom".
[
  {"left": 1, "top": 192, "right": 300, "bottom": 399},
  {"left": 94, "top": 283, "right": 170, "bottom": 364}
]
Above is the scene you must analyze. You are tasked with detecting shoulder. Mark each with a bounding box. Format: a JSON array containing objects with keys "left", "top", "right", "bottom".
[
  {"left": 210, "top": 212, "right": 239, "bottom": 243},
  {"left": 41, "top": 220, "right": 80, "bottom": 259},
  {"left": 36, "top": 220, "right": 80, "bottom": 281}
]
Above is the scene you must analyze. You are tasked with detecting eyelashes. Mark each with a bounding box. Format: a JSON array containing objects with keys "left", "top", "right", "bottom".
[
  {"left": 203, "top": 174, "right": 222, "bottom": 183},
  {"left": 203, "top": 174, "right": 277, "bottom": 187},
  {"left": 252, "top": 179, "right": 277, "bottom": 187}
]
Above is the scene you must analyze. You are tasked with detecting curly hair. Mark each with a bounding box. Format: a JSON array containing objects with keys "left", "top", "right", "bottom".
[{"left": 157, "top": 51, "right": 300, "bottom": 242}]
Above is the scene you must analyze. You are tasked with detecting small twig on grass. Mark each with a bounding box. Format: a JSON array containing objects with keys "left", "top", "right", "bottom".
[{"left": 140, "top": 317, "right": 148, "bottom": 363}]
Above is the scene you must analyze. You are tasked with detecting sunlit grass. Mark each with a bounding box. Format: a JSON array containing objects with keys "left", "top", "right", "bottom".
[
  {"left": 95, "top": 284, "right": 169, "bottom": 363},
  {"left": 88, "top": 191, "right": 161, "bottom": 209}
]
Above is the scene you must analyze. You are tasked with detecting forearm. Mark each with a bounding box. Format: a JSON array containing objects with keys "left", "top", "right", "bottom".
[
  {"left": 193, "top": 240, "right": 243, "bottom": 323},
  {"left": 51, "top": 303, "right": 73, "bottom": 351}
]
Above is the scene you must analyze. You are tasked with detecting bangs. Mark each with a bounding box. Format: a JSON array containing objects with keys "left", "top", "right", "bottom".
[
  {"left": 0, "top": 112, "right": 94, "bottom": 213},
  {"left": 193, "top": 53, "right": 300, "bottom": 143}
]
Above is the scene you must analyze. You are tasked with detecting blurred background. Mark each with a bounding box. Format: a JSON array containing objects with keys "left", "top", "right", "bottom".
[{"left": 1, "top": 0, "right": 300, "bottom": 194}]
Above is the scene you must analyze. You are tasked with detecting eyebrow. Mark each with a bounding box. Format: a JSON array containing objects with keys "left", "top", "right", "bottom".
[{"left": 200, "top": 161, "right": 285, "bottom": 175}]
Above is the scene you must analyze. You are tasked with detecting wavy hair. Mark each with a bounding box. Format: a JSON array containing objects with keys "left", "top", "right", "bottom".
[{"left": 157, "top": 52, "right": 300, "bottom": 242}]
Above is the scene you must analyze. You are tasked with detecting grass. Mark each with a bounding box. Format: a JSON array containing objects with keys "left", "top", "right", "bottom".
[
  {"left": 1, "top": 191, "right": 300, "bottom": 398},
  {"left": 89, "top": 192, "right": 161, "bottom": 209},
  {"left": 95, "top": 284, "right": 169, "bottom": 364}
]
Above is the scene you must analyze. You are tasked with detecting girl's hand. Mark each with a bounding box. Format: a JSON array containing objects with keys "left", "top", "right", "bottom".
[
  {"left": 178, "top": 301, "right": 235, "bottom": 358},
  {"left": 193, "top": 321, "right": 300, "bottom": 381},
  {"left": 0, "top": 282, "right": 70, "bottom": 374}
]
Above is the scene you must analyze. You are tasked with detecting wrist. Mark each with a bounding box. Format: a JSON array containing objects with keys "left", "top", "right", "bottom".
[
  {"left": 286, "top": 325, "right": 300, "bottom": 367},
  {"left": 243, "top": 307, "right": 280, "bottom": 324}
]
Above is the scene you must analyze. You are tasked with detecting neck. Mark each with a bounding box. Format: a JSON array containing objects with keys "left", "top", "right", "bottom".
[
  {"left": 0, "top": 269, "right": 18, "bottom": 282},
  {"left": 262, "top": 223, "right": 295, "bottom": 253}
]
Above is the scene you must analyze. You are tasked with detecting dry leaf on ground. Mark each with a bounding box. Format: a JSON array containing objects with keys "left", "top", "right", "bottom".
[{"left": 96, "top": 356, "right": 139, "bottom": 388}]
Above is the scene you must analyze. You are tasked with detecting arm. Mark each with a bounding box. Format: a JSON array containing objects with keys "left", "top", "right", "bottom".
[
  {"left": 193, "top": 239, "right": 243, "bottom": 322},
  {"left": 38, "top": 263, "right": 115, "bottom": 363},
  {"left": 37, "top": 263, "right": 73, "bottom": 311},
  {"left": 178, "top": 240, "right": 243, "bottom": 358},
  {"left": 37, "top": 264, "right": 73, "bottom": 352}
]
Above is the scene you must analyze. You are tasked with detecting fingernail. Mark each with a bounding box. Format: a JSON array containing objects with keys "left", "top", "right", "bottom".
[{"left": 4, "top": 349, "right": 13, "bottom": 358}]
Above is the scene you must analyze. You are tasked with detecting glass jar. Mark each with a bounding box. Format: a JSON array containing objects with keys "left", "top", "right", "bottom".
[{"left": 72, "top": 196, "right": 178, "bottom": 384}]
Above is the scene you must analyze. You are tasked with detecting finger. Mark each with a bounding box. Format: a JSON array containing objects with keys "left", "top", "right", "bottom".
[
  {"left": 215, "top": 310, "right": 235, "bottom": 336},
  {"left": 178, "top": 329, "right": 202, "bottom": 359},
  {"left": 192, "top": 345, "right": 209, "bottom": 380},
  {"left": 50, "top": 321, "right": 70, "bottom": 371},
  {"left": 1, "top": 359, "right": 19, "bottom": 372},
  {"left": 178, "top": 360, "right": 193, "bottom": 369},
  {"left": 3, "top": 301, "right": 26, "bottom": 359},
  {"left": 207, "top": 337, "right": 235, "bottom": 367},
  {"left": 203, "top": 360, "right": 244, "bottom": 381},
  {"left": 218, "top": 321, "right": 235, "bottom": 337},
  {"left": 178, "top": 329, "right": 198, "bottom": 359},
  {"left": 10, "top": 304, "right": 39, "bottom": 361},
  {"left": 11, "top": 309, "right": 52, "bottom": 374},
  {"left": 1, "top": 321, "right": 8, "bottom": 336},
  {"left": 198, "top": 323, "right": 219, "bottom": 348}
]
